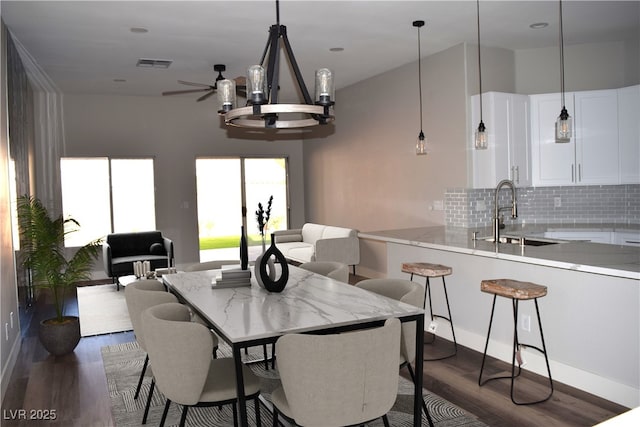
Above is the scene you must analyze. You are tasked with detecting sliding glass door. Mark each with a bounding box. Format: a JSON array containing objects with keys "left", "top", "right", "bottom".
[{"left": 195, "top": 157, "right": 288, "bottom": 261}]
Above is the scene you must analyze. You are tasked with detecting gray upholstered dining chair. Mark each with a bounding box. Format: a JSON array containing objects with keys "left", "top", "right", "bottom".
[
  {"left": 141, "top": 302, "right": 262, "bottom": 427},
  {"left": 271, "top": 318, "right": 401, "bottom": 427},
  {"left": 356, "top": 278, "right": 435, "bottom": 427},
  {"left": 299, "top": 261, "right": 350, "bottom": 283},
  {"left": 184, "top": 259, "right": 241, "bottom": 272},
  {"left": 124, "top": 280, "right": 179, "bottom": 424}
]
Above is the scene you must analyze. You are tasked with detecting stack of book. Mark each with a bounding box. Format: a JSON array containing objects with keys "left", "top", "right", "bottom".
[{"left": 212, "top": 268, "right": 252, "bottom": 289}]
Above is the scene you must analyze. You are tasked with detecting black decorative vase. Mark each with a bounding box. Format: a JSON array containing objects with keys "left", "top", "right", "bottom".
[
  {"left": 240, "top": 226, "right": 248, "bottom": 270},
  {"left": 256, "top": 233, "right": 289, "bottom": 293}
]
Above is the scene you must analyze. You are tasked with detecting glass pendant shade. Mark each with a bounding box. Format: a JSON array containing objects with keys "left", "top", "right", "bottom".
[
  {"left": 217, "top": 79, "right": 236, "bottom": 113},
  {"left": 556, "top": 106, "right": 572, "bottom": 142},
  {"left": 247, "top": 65, "right": 267, "bottom": 104},
  {"left": 314, "top": 68, "right": 334, "bottom": 105},
  {"left": 475, "top": 121, "right": 488, "bottom": 149},
  {"left": 416, "top": 131, "right": 427, "bottom": 155}
]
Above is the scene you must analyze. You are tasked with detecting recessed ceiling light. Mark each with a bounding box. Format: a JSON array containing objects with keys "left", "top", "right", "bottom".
[
  {"left": 113, "top": 79, "right": 126, "bottom": 83},
  {"left": 329, "top": 47, "right": 344, "bottom": 52},
  {"left": 529, "top": 22, "right": 549, "bottom": 29},
  {"left": 130, "top": 27, "right": 149, "bottom": 34}
]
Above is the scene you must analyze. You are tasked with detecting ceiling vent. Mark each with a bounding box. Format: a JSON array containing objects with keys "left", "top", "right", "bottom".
[{"left": 136, "top": 58, "right": 173, "bottom": 69}]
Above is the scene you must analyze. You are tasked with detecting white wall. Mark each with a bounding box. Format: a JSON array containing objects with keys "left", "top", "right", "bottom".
[{"left": 62, "top": 94, "right": 307, "bottom": 268}]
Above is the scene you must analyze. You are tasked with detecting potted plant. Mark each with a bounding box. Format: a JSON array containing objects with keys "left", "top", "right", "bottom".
[{"left": 16, "top": 195, "right": 102, "bottom": 356}]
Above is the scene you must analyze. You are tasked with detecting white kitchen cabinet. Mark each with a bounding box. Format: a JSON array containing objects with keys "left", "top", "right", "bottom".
[
  {"left": 530, "top": 89, "right": 619, "bottom": 186},
  {"left": 470, "top": 92, "right": 531, "bottom": 188},
  {"left": 530, "top": 92, "right": 576, "bottom": 186},
  {"left": 618, "top": 85, "right": 640, "bottom": 184},
  {"left": 574, "top": 90, "right": 619, "bottom": 185}
]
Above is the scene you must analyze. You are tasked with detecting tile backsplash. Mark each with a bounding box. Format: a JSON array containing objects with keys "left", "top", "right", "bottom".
[{"left": 445, "top": 184, "right": 640, "bottom": 228}]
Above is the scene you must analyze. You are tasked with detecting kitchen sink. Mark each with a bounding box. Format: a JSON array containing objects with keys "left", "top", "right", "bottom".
[{"left": 478, "top": 235, "right": 563, "bottom": 246}]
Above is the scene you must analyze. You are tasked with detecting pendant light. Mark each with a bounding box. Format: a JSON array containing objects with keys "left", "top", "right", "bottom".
[
  {"left": 556, "top": 0, "right": 572, "bottom": 142},
  {"left": 220, "top": 0, "right": 335, "bottom": 129},
  {"left": 474, "top": 0, "right": 488, "bottom": 150},
  {"left": 413, "top": 20, "right": 427, "bottom": 155}
]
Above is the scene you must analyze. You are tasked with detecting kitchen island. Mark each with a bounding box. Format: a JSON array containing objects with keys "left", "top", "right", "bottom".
[{"left": 360, "top": 225, "right": 640, "bottom": 408}]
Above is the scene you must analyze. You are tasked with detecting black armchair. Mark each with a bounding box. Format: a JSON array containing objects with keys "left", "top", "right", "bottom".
[{"left": 103, "top": 231, "right": 173, "bottom": 290}]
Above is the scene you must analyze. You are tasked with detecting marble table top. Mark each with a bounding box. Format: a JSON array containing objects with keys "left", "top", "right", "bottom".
[{"left": 162, "top": 265, "right": 424, "bottom": 344}]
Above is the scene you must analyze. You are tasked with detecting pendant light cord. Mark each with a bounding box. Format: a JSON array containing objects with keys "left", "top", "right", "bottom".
[
  {"left": 477, "top": 0, "right": 483, "bottom": 122},
  {"left": 559, "top": 0, "right": 566, "bottom": 108},
  {"left": 417, "top": 24, "right": 423, "bottom": 131}
]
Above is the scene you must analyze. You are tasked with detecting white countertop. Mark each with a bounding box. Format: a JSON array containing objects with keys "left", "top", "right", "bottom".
[{"left": 359, "top": 225, "right": 640, "bottom": 280}]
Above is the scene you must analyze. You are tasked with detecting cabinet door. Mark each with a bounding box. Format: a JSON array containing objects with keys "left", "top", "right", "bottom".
[
  {"left": 618, "top": 85, "right": 640, "bottom": 184},
  {"left": 574, "top": 90, "right": 619, "bottom": 185},
  {"left": 508, "top": 94, "right": 531, "bottom": 187},
  {"left": 530, "top": 93, "right": 576, "bottom": 186},
  {"left": 470, "top": 93, "right": 530, "bottom": 188}
]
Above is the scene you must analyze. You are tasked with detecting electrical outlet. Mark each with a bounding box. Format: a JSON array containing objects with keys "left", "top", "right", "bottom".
[
  {"left": 554, "top": 196, "right": 562, "bottom": 208},
  {"left": 521, "top": 315, "right": 531, "bottom": 332},
  {"left": 427, "top": 320, "right": 438, "bottom": 334},
  {"left": 433, "top": 200, "right": 444, "bottom": 211},
  {"left": 476, "top": 200, "right": 487, "bottom": 212}
]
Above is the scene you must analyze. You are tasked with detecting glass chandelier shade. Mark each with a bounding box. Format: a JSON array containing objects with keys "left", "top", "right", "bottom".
[
  {"left": 246, "top": 65, "right": 267, "bottom": 105},
  {"left": 416, "top": 131, "right": 427, "bottom": 155},
  {"left": 217, "top": 79, "right": 236, "bottom": 113},
  {"left": 475, "top": 120, "right": 488, "bottom": 150},
  {"left": 315, "top": 68, "right": 335, "bottom": 106},
  {"left": 556, "top": 106, "right": 572, "bottom": 142}
]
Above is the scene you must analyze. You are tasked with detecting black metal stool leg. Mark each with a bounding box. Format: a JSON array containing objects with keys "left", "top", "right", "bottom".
[
  {"left": 423, "top": 276, "right": 457, "bottom": 360},
  {"left": 479, "top": 295, "right": 554, "bottom": 405},
  {"left": 479, "top": 295, "right": 497, "bottom": 386}
]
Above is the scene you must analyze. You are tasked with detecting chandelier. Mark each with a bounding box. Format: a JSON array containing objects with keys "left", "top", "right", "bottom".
[{"left": 218, "top": 0, "right": 335, "bottom": 129}]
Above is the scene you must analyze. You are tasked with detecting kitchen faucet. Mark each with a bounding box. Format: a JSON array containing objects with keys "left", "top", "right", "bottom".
[{"left": 493, "top": 179, "right": 518, "bottom": 243}]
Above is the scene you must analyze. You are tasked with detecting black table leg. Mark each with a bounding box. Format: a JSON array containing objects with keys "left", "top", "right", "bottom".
[
  {"left": 232, "top": 344, "right": 248, "bottom": 427},
  {"left": 414, "top": 313, "right": 424, "bottom": 427}
]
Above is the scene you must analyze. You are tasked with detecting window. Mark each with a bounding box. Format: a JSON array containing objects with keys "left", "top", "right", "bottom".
[
  {"left": 60, "top": 157, "right": 155, "bottom": 246},
  {"left": 195, "top": 157, "right": 288, "bottom": 261}
]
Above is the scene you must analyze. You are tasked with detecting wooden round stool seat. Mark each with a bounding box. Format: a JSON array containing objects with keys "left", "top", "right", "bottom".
[
  {"left": 481, "top": 279, "right": 547, "bottom": 300},
  {"left": 402, "top": 262, "right": 452, "bottom": 278}
]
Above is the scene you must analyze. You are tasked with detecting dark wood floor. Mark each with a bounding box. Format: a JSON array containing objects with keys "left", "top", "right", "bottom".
[{"left": 1, "top": 283, "right": 628, "bottom": 427}]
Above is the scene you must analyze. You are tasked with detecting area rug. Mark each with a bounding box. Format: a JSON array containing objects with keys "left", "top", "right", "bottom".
[
  {"left": 78, "top": 284, "right": 132, "bottom": 336},
  {"left": 102, "top": 340, "right": 487, "bottom": 426}
]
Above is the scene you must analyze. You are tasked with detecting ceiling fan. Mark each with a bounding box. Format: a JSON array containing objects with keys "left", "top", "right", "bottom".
[{"left": 162, "top": 64, "right": 246, "bottom": 102}]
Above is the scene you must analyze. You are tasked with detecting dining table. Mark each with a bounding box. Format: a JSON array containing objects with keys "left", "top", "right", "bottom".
[{"left": 162, "top": 264, "right": 426, "bottom": 427}]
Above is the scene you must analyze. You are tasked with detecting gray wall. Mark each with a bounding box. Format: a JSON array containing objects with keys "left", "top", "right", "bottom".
[
  {"left": 62, "top": 94, "right": 307, "bottom": 269},
  {"left": 515, "top": 40, "right": 639, "bottom": 94}
]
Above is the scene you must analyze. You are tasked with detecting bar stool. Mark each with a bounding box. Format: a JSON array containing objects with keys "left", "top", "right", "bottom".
[
  {"left": 478, "top": 278, "right": 554, "bottom": 405},
  {"left": 401, "top": 262, "right": 457, "bottom": 360}
]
